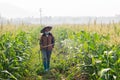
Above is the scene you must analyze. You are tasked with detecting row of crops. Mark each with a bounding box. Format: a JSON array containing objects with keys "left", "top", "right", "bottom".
[
  {"left": 56, "top": 31, "right": 120, "bottom": 80},
  {"left": 0, "top": 25, "right": 120, "bottom": 80},
  {"left": 0, "top": 31, "right": 33, "bottom": 80},
  {"left": 37, "top": 28, "right": 120, "bottom": 80}
]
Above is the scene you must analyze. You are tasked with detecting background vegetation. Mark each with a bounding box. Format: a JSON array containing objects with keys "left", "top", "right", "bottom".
[{"left": 0, "top": 23, "right": 120, "bottom": 80}]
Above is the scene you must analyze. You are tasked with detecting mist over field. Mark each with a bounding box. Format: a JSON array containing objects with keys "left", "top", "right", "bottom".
[
  {"left": 1, "top": 0, "right": 120, "bottom": 25},
  {"left": 1, "top": 16, "right": 120, "bottom": 25}
]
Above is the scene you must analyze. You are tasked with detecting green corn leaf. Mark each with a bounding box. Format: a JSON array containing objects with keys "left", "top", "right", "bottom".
[{"left": 1, "top": 70, "right": 17, "bottom": 80}]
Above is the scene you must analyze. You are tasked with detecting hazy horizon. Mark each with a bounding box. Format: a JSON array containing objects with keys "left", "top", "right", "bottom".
[{"left": 0, "top": 0, "right": 120, "bottom": 19}]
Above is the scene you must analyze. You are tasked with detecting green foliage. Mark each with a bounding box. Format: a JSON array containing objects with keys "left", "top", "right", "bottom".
[
  {"left": 50, "top": 29, "right": 120, "bottom": 80},
  {"left": 0, "top": 31, "right": 32, "bottom": 79},
  {"left": 0, "top": 26, "right": 120, "bottom": 80}
]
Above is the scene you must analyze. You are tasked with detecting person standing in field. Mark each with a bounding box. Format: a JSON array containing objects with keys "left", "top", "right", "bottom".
[{"left": 39, "top": 26, "right": 55, "bottom": 71}]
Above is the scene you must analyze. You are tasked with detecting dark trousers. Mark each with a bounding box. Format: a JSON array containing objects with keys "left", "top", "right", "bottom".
[{"left": 41, "top": 49, "right": 52, "bottom": 70}]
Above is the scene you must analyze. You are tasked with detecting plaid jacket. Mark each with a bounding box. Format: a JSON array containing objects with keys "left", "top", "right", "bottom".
[{"left": 40, "top": 33, "right": 55, "bottom": 51}]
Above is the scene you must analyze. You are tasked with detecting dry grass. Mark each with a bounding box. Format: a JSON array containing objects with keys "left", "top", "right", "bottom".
[
  {"left": 1, "top": 23, "right": 120, "bottom": 44},
  {"left": 0, "top": 24, "right": 40, "bottom": 34},
  {"left": 53, "top": 23, "right": 120, "bottom": 44}
]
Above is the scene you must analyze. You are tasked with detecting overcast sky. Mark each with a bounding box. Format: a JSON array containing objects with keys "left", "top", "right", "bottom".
[{"left": 0, "top": 0, "right": 120, "bottom": 18}]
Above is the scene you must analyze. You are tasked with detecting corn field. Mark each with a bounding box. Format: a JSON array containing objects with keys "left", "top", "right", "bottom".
[{"left": 0, "top": 24, "right": 120, "bottom": 80}]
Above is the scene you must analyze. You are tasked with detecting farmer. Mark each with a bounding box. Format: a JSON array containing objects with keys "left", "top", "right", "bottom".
[{"left": 39, "top": 26, "right": 55, "bottom": 71}]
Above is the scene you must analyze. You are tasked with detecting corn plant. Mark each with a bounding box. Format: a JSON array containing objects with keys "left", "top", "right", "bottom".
[
  {"left": 53, "top": 30, "right": 120, "bottom": 80},
  {"left": 0, "top": 31, "right": 32, "bottom": 80}
]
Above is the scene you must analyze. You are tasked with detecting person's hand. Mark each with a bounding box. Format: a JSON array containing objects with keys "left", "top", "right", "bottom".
[
  {"left": 52, "top": 45, "right": 54, "bottom": 48},
  {"left": 40, "top": 45, "right": 44, "bottom": 49}
]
